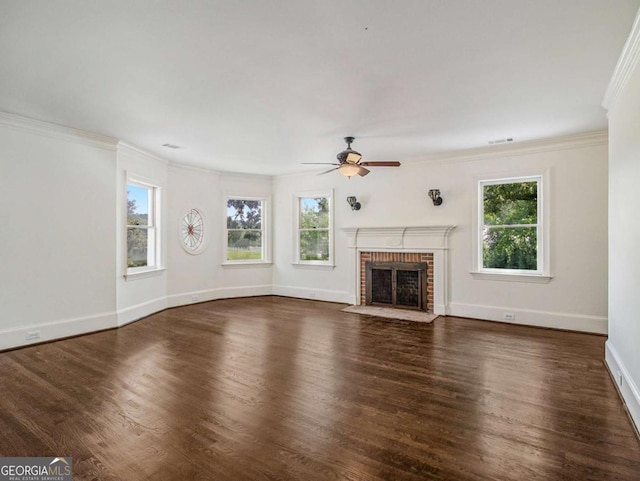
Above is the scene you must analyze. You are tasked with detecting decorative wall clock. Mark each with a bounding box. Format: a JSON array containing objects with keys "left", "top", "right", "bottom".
[{"left": 180, "top": 208, "right": 205, "bottom": 254}]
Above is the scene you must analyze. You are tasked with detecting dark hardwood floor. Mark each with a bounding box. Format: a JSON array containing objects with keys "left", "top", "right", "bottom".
[{"left": 0, "top": 296, "right": 638, "bottom": 480}]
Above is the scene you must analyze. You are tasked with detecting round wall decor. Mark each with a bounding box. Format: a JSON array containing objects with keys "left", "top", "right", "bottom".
[{"left": 180, "top": 208, "right": 205, "bottom": 254}]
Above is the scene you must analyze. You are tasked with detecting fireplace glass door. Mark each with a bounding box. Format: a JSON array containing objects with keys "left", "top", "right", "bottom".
[{"left": 366, "top": 261, "right": 427, "bottom": 311}]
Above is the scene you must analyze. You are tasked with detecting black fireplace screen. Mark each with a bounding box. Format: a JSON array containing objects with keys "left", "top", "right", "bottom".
[
  {"left": 371, "top": 269, "right": 393, "bottom": 304},
  {"left": 366, "top": 261, "right": 428, "bottom": 311}
]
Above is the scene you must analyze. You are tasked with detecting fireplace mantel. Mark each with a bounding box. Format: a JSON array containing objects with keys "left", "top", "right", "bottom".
[
  {"left": 342, "top": 225, "right": 456, "bottom": 250},
  {"left": 342, "top": 226, "right": 456, "bottom": 315}
]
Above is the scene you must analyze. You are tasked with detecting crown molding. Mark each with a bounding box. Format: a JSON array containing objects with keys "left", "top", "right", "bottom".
[
  {"left": 603, "top": 8, "right": 640, "bottom": 110},
  {"left": 0, "top": 111, "right": 118, "bottom": 151},
  {"left": 169, "top": 162, "right": 274, "bottom": 184},
  {"left": 168, "top": 160, "right": 274, "bottom": 183},
  {"left": 1, "top": 110, "right": 609, "bottom": 178},
  {"left": 169, "top": 161, "right": 219, "bottom": 175},
  {"left": 219, "top": 170, "right": 273, "bottom": 182},
  {"left": 117, "top": 142, "right": 169, "bottom": 165},
  {"left": 404, "top": 130, "right": 608, "bottom": 167}
]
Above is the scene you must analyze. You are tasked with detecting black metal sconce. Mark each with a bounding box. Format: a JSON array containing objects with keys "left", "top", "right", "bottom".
[
  {"left": 428, "top": 189, "right": 443, "bottom": 206},
  {"left": 347, "top": 196, "right": 361, "bottom": 211}
]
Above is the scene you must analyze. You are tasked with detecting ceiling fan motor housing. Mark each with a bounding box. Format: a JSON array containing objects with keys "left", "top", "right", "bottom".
[{"left": 337, "top": 137, "right": 362, "bottom": 164}]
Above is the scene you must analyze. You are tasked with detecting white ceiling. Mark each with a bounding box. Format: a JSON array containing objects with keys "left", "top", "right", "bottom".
[{"left": 1, "top": 1, "right": 638, "bottom": 175}]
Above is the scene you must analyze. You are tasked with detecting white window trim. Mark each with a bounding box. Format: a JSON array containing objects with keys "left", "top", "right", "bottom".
[
  {"left": 471, "top": 171, "right": 552, "bottom": 283},
  {"left": 125, "top": 267, "right": 167, "bottom": 281},
  {"left": 124, "top": 175, "right": 163, "bottom": 280},
  {"left": 223, "top": 195, "right": 271, "bottom": 266},
  {"left": 293, "top": 189, "right": 335, "bottom": 268}
]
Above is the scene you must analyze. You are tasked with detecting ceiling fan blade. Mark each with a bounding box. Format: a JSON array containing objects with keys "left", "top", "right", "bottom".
[
  {"left": 302, "top": 162, "right": 340, "bottom": 165},
  {"left": 357, "top": 166, "right": 370, "bottom": 177},
  {"left": 318, "top": 167, "right": 339, "bottom": 176},
  {"left": 360, "top": 161, "right": 401, "bottom": 167}
]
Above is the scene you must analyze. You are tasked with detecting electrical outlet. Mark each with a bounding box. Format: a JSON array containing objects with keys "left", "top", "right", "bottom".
[
  {"left": 191, "top": 295, "right": 199, "bottom": 302},
  {"left": 26, "top": 330, "right": 41, "bottom": 341},
  {"left": 309, "top": 291, "right": 316, "bottom": 298},
  {"left": 618, "top": 370, "right": 623, "bottom": 387},
  {"left": 503, "top": 312, "right": 515, "bottom": 321}
]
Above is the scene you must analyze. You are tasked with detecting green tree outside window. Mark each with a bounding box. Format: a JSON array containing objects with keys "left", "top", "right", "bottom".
[
  {"left": 226, "top": 199, "right": 263, "bottom": 261},
  {"left": 482, "top": 180, "right": 539, "bottom": 270},
  {"left": 127, "top": 185, "right": 152, "bottom": 268},
  {"left": 299, "top": 197, "right": 330, "bottom": 261}
]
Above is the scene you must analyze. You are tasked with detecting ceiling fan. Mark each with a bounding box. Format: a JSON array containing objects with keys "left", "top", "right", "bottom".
[{"left": 303, "top": 137, "right": 401, "bottom": 178}]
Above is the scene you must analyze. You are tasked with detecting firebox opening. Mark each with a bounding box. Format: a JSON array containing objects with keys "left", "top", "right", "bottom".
[{"left": 366, "top": 261, "right": 428, "bottom": 311}]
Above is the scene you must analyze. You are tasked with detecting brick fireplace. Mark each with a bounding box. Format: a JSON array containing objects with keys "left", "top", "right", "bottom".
[
  {"left": 360, "top": 252, "right": 434, "bottom": 311},
  {"left": 343, "top": 226, "right": 455, "bottom": 315}
]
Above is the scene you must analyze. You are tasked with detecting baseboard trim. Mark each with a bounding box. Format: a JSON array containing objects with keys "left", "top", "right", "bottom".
[
  {"left": 0, "top": 311, "right": 117, "bottom": 351},
  {"left": 272, "top": 285, "right": 353, "bottom": 304},
  {"left": 1, "top": 295, "right": 609, "bottom": 351},
  {"left": 1, "top": 287, "right": 274, "bottom": 351},
  {"left": 117, "top": 296, "right": 168, "bottom": 327},
  {"left": 448, "top": 302, "right": 607, "bottom": 334},
  {"left": 167, "top": 285, "right": 273, "bottom": 308},
  {"left": 605, "top": 341, "right": 640, "bottom": 436}
]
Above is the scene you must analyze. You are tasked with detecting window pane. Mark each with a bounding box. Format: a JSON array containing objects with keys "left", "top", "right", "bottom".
[
  {"left": 300, "top": 230, "right": 329, "bottom": 261},
  {"left": 227, "top": 199, "right": 262, "bottom": 229},
  {"left": 483, "top": 226, "right": 537, "bottom": 270},
  {"left": 127, "top": 227, "right": 148, "bottom": 267},
  {"left": 483, "top": 181, "right": 537, "bottom": 226},
  {"left": 227, "top": 230, "right": 262, "bottom": 260},
  {"left": 300, "top": 197, "right": 329, "bottom": 229},
  {"left": 127, "top": 185, "right": 150, "bottom": 226}
]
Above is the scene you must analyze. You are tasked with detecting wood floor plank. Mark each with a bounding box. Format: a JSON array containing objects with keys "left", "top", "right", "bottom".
[{"left": 0, "top": 296, "right": 638, "bottom": 480}]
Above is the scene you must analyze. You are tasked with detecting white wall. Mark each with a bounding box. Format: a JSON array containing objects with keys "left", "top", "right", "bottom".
[
  {"left": 0, "top": 113, "right": 611, "bottom": 352},
  {"left": 0, "top": 116, "right": 118, "bottom": 349},
  {"left": 116, "top": 146, "right": 275, "bottom": 323},
  {"left": 166, "top": 166, "right": 273, "bottom": 306},
  {"left": 603, "top": 9, "right": 640, "bottom": 432},
  {"left": 0, "top": 115, "right": 274, "bottom": 350},
  {"left": 273, "top": 134, "right": 609, "bottom": 333}
]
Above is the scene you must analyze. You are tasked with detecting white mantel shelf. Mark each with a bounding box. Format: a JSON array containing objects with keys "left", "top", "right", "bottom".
[
  {"left": 341, "top": 225, "right": 456, "bottom": 315},
  {"left": 342, "top": 225, "right": 456, "bottom": 250}
]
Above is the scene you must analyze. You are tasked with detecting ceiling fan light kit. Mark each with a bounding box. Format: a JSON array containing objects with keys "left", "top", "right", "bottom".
[
  {"left": 338, "top": 163, "right": 361, "bottom": 178},
  {"left": 301, "top": 137, "right": 401, "bottom": 178}
]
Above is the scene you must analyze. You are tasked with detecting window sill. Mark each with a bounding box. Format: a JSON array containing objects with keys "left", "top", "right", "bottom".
[
  {"left": 222, "top": 261, "right": 273, "bottom": 268},
  {"left": 291, "top": 262, "right": 336, "bottom": 271},
  {"left": 470, "top": 271, "right": 552, "bottom": 283},
  {"left": 124, "top": 267, "right": 166, "bottom": 281}
]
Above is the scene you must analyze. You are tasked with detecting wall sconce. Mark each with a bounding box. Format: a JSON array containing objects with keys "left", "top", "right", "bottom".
[
  {"left": 428, "top": 189, "right": 443, "bottom": 206},
  {"left": 347, "top": 196, "right": 361, "bottom": 211}
]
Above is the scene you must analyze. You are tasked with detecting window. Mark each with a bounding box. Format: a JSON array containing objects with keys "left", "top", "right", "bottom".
[
  {"left": 478, "top": 176, "right": 544, "bottom": 275},
  {"left": 295, "top": 192, "right": 333, "bottom": 265},
  {"left": 126, "top": 181, "right": 160, "bottom": 273},
  {"left": 225, "top": 198, "right": 268, "bottom": 263}
]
